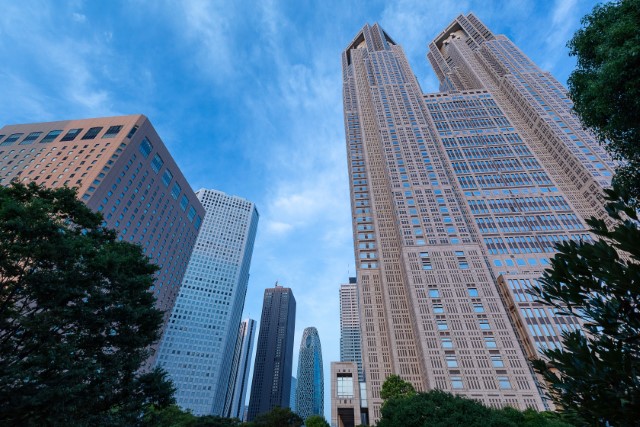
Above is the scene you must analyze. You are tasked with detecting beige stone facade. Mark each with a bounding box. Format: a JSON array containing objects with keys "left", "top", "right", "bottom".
[
  {"left": 342, "top": 16, "right": 612, "bottom": 422},
  {"left": 330, "top": 362, "right": 363, "bottom": 427}
]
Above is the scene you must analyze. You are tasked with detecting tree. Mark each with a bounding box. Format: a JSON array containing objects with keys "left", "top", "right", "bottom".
[
  {"left": 567, "top": 0, "right": 640, "bottom": 206},
  {"left": 142, "top": 405, "right": 243, "bottom": 427},
  {"left": 379, "top": 374, "right": 416, "bottom": 401},
  {"left": 251, "top": 407, "right": 303, "bottom": 427},
  {"left": 305, "top": 414, "right": 330, "bottom": 427},
  {"left": 0, "top": 183, "right": 175, "bottom": 426},
  {"left": 377, "top": 390, "right": 573, "bottom": 427},
  {"left": 530, "top": 189, "right": 640, "bottom": 426}
]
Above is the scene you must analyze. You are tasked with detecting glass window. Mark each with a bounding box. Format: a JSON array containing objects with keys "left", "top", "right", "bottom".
[
  {"left": 171, "top": 182, "right": 181, "bottom": 200},
  {"left": 445, "top": 355, "right": 458, "bottom": 367},
  {"left": 484, "top": 337, "right": 497, "bottom": 348},
  {"left": 479, "top": 320, "right": 491, "bottom": 330},
  {"left": 151, "top": 153, "right": 164, "bottom": 173},
  {"left": 491, "top": 355, "right": 504, "bottom": 367},
  {"left": 498, "top": 376, "right": 511, "bottom": 389},
  {"left": 468, "top": 288, "right": 479, "bottom": 297},
  {"left": 1, "top": 133, "right": 24, "bottom": 146},
  {"left": 127, "top": 125, "right": 139, "bottom": 139},
  {"left": 41, "top": 130, "right": 62, "bottom": 143},
  {"left": 61, "top": 128, "right": 82, "bottom": 142},
  {"left": 82, "top": 127, "right": 103, "bottom": 140},
  {"left": 139, "top": 137, "right": 153, "bottom": 158},
  {"left": 102, "top": 125, "right": 123, "bottom": 138},
  {"left": 20, "top": 132, "right": 42, "bottom": 145},
  {"left": 451, "top": 376, "right": 463, "bottom": 389},
  {"left": 441, "top": 338, "right": 453, "bottom": 348},
  {"left": 194, "top": 215, "right": 202, "bottom": 230},
  {"left": 337, "top": 374, "right": 354, "bottom": 398},
  {"left": 433, "top": 303, "right": 444, "bottom": 313},
  {"left": 428, "top": 289, "right": 440, "bottom": 298},
  {"left": 180, "top": 195, "right": 188, "bottom": 211},
  {"left": 187, "top": 206, "right": 196, "bottom": 222},
  {"left": 162, "top": 169, "right": 173, "bottom": 186},
  {"left": 473, "top": 303, "right": 484, "bottom": 313}
]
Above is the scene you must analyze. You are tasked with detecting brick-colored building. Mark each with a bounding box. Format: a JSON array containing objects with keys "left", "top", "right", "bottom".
[{"left": 0, "top": 115, "right": 205, "bottom": 362}]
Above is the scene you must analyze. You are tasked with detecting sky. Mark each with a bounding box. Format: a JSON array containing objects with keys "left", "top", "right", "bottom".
[{"left": 0, "top": 0, "right": 600, "bottom": 419}]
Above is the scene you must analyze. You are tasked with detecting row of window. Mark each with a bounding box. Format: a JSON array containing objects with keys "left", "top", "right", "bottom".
[{"left": 0, "top": 124, "right": 132, "bottom": 147}]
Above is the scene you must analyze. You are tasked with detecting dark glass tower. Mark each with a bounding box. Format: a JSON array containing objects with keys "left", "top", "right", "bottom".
[
  {"left": 247, "top": 286, "right": 296, "bottom": 421},
  {"left": 295, "top": 327, "right": 324, "bottom": 421}
]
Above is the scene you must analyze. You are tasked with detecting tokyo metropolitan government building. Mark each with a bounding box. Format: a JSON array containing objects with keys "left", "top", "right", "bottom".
[{"left": 342, "top": 14, "right": 614, "bottom": 421}]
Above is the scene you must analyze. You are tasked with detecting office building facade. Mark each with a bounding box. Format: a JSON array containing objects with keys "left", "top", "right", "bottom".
[
  {"left": 339, "top": 278, "right": 364, "bottom": 382},
  {"left": 247, "top": 286, "right": 297, "bottom": 420},
  {"left": 0, "top": 115, "right": 204, "bottom": 349},
  {"left": 295, "top": 327, "right": 324, "bottom": 422},
  {"left": 156, "top": 189, "right": 258, "bottom": 415},
  {"left": 226, "top": 319, "right": 258, "bottom": 419},
  {"left": 342, "top": 15, "right": 612, "bottom": 421}
]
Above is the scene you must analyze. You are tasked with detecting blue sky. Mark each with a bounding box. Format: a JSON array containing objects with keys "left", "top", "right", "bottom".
[{"left": 0, "top": 0, "right": 599, "bottom": 418}]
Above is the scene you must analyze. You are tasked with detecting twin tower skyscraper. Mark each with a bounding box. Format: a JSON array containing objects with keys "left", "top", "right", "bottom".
[{"left": 340, "top": 13, "right": 613, "bottom": 424}]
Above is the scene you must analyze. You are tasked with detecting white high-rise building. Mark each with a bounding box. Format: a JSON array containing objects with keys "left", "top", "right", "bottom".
[
  {"left": 339, "top": 278, "right": 364, "bottom": 382},
  {"left": 225, "top": 318, "right": 257, "bottom": 419},
  {"left": 156, "top": 189, "right": 259, "bottom": 415}
]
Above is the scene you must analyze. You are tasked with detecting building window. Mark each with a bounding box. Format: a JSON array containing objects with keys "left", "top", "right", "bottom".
[
  {"left": 441, "top": 338, "right": 453, "bottom": 348},
  {"left": 61, "top": 128, "right": 83, "bottom": 141},
  {"left": 451, "top": 376, "right": 463, "bottom": 389},
  {"left": 437, "top": 320, "right": 448, "bottom": 330},
  {"left": 428, "top": 289, "right": 440, "bottom": 298},
  {"left": 445, "top": 355, "right": 458, "bottom": 368},
  {"left": 497, "top": 376, "right": 511, "bottom": 389},
  {"left": 468, "top": 288, "right": 479, "bottom": 297},
  {"left": 41, "top": 130, "right": 62, "bottom": 143},
  {"left": 127, "top": 125, "right": 139, "bottom": 139},
  {"left": 1, "top": 133, "right": 24, "bottom": 146},
  {"left": 20, "top": 132, "right": 42, "bottom": 145},
  {"left": 337, "top": 373, "right": 354, "bottom": 398},
  {"left": 484, "top": 337, "right": 497, "bottom": 348},
  {"left": 171, "top": 182, "right": 181, "bottom": 199},
  {"left": 102, "top": 125, "right": 123, "bottom": 138},
  {"left": 473, "top": 303, "right": 484, "bottom": 312},
  {"left": 491, "top": 355, "right": 504, "bottom": 368},
  {"left": 162, "top": 169, "right": 173, "bottom": 186},
  {"left": 194, "top": 215, "right": 202, "bottom": 230},
  {"left": 139, "top": 137, "right": 153, "bottom": 158},
  {"left": 82, "top": 127, "right": 103, "bottom": 140},
  {"left": 187, "top": 206, "right": 196, "bottom": 222},
  {"left": 151, "top": 153, "right": 164, "bottom": 173},
  {"left": 433, "top": 303, "right": 444, "bottom": 313},
  {"left": 180, "top": 195, "right": 188, "bottom": 211},
  {"left": 479, "top": 320, "right": 491, "bottom": 330}
]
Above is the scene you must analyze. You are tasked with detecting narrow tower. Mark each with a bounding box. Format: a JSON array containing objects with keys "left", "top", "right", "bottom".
[{"left": 295, "top": 327, "right": 324, "bottom": 422}]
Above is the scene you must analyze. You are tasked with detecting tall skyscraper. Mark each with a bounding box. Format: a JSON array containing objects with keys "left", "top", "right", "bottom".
[
  {"left": 156, "top": 189, "right": 258, "bottom": 415},
  {"left": 342, "top": 15, "right": 612, "bottom": 421},
  {"left": 295, "top": 327, "right": 324, "bottom": 422},
  {"left": 0, "top": 115, "right": 204, "bottom": 356},
  {"left": 248, "top": 286, "right": 297, "bottom": 421},
  {"left": 290, "top": 376, "right": 297, "bottom": 413},
  {"left": 339, "top": 278, "right": 364, "bottom": 382},
  {"left": 225, "top": 319, "right": 258, "bottom": 419}
]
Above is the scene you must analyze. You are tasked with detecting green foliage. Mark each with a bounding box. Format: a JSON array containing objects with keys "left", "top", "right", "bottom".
[
  {"left": 379, "top": 374, "right": 416, "bottom": 401},
  {"left": 530, "top": 189, "right": 640, "bottom": 426},
  {"left": 377, "top": 390, "right": 573, "bottom": 427},
  {"left": 142, "top": 405, "right": 243, "bottom": 427},
  {"left": 250, "top": 406, "right": 303, "bottom": 427},
  {"left": 0, "top": 183, "right": 174, "bottom": 426},
  {"left": 305, "top": 414, "right": 330, "bottom": 427},
  {"left": 567, "top": 0, "right": 640, "bottom": 206}
]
